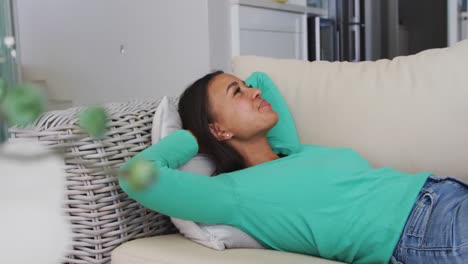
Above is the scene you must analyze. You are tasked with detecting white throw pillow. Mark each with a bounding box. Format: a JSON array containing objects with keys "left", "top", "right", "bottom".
[{"left": 151, "top": 96, "right": 264, "bottom": 250}]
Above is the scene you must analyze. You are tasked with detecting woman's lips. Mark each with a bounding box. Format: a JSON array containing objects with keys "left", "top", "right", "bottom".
[{"left": 259, "top": 100, "right": 271, "bottom": 109}]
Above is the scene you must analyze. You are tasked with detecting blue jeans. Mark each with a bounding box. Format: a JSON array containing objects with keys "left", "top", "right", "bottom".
[{"left": 390, "top": 176, "right": 468, "bottom": 264}]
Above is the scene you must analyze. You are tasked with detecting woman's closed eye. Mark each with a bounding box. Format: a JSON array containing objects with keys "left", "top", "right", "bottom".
[
  {"left": 242, "top": 81, "right": 252, "bottom": 88},
  {"left": 234, "top": 81, "right": 253, "bottom": 96}
]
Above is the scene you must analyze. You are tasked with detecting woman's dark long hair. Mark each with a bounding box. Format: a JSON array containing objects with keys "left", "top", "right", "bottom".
[{"left": 178, "top": 71, "right": 247, "bottom": 175}]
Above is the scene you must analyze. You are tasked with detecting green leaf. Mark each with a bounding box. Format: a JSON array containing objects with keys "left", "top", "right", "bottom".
[
  {"left": 79, "top": 106, "right": 108, "bottom": 138},
  {"left": 0, "top": 84, "right": 45, "bottom": 126},
  {"left": 0, "top": 79, "right": 8, "bottom": 102},
  {"left": 127, "top": 159, "right": 158, "bottom": 190}
]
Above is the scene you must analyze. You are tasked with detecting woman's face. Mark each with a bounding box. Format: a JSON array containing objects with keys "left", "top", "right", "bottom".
[{"left": 207, "top": 73, "right": 278, "bottom": 141}]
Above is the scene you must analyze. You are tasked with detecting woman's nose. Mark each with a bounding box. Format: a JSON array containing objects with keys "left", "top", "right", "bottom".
[{"left": 251, "top": 88, "right": 261, "bottom": 100}]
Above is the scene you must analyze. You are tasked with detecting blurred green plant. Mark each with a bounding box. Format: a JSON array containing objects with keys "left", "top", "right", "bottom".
[
  {"left": 79, "top": 106, "right": 108, "bottom": 138},
  {"left": 123, "top": 159, "right": 158, "bottom": 190},
  {"left": 0, "top": 78, "right": 110, "bottom": 137},
  {"left": 0, "top": 84, "right": 45, "bottom": 126},
  {"left": 0, "top": 77, "right": 156, "bottom": 190},
  {"left": 0, "top": 79, "right": 7, "bottom": 102}
]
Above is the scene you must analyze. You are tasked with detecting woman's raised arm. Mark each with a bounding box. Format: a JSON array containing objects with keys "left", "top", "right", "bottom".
[
  {"left": 119, "top": 130, "right": 236, "bottom": 224},
  {"left": 245, "top": 72, "right": 301, "bottom": 155}
]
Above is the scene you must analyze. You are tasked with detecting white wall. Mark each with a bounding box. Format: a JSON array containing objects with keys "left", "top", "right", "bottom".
[
  {"left": 16, "top": 0, "right": 210, "bottom": 106},
  {"left": 207, "top": 0, "right": 231, "bottom": 72}
]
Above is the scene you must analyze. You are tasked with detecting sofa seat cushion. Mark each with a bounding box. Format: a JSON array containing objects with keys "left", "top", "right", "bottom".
[{"left": 111, "top": 234, "right": 343, "bottom": 264}]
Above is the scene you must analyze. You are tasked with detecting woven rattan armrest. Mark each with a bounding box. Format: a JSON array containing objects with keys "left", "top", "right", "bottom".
[{"left": 8, "top": 99, "right": 178, "bottom": 264}]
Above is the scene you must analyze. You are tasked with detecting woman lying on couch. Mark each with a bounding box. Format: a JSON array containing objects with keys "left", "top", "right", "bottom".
[{"left": 119, "top": 71, "right": 468, "bottom": 264}]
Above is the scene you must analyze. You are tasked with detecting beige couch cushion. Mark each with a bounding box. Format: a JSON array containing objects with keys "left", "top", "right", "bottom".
[
  {"left": 111, "top": 234, "right": 342, "bottom": 264},
  {"left": 113, "top": 42, "right": 468, "bottom": 264},
  {"left": 233, "top": 40, "right": 468, "bottom": 182}
]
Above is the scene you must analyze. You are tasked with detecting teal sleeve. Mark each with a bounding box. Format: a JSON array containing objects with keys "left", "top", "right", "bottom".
[
  {"left": 245, "top": 72, "right": 301, "bottom": 155},
  {"left": 119, "top": 130, "right": 237, "bottom": 224}
]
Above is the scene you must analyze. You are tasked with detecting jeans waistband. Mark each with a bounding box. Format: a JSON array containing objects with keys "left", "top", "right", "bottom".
[{"left": 424, "top": 175, "right": 468, "bottom": 190}]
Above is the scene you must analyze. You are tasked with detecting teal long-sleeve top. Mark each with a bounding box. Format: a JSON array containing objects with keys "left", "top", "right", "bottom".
[{"left": 119, "top": 72, "right": 431, "bottom": 264}]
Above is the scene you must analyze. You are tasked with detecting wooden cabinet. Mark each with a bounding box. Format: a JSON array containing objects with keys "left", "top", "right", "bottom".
[
  {"left": 233, "top": 5, "right": 307, "bottom": 60},
  {"left": 208, "top": 0, "right": 327, "bottom": 72}
]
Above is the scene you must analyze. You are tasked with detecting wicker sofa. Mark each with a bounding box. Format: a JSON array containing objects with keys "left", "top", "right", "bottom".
[{"left": 9, "top": 39, "right": 468, "bottom": 264}]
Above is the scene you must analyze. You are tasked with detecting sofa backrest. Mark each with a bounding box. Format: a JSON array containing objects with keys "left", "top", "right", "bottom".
[{"left": 232, "top": 40, "right": 468, "bottom": 181}]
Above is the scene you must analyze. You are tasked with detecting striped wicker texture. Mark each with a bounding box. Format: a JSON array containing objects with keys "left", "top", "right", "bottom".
[{"left": 8, "top": 98, "right": 180, "bottom": 264}]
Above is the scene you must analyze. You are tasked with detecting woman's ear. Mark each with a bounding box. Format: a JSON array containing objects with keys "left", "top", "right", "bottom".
[
  {"left": 208, "top": 123, "right": 222, "bottom": 141},
  {"left": 209, "top": 123, "right": 232, "bottom": 141}
]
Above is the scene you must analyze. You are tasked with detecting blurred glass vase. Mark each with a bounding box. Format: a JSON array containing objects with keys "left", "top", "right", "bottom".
[{"left": 0, "top": 140, "right": 71, "bottom": 264}]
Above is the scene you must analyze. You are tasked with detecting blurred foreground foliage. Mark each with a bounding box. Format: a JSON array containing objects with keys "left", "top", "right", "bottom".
[{"left": 0, "top": 78, "right": 155, "bottom": 190}]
